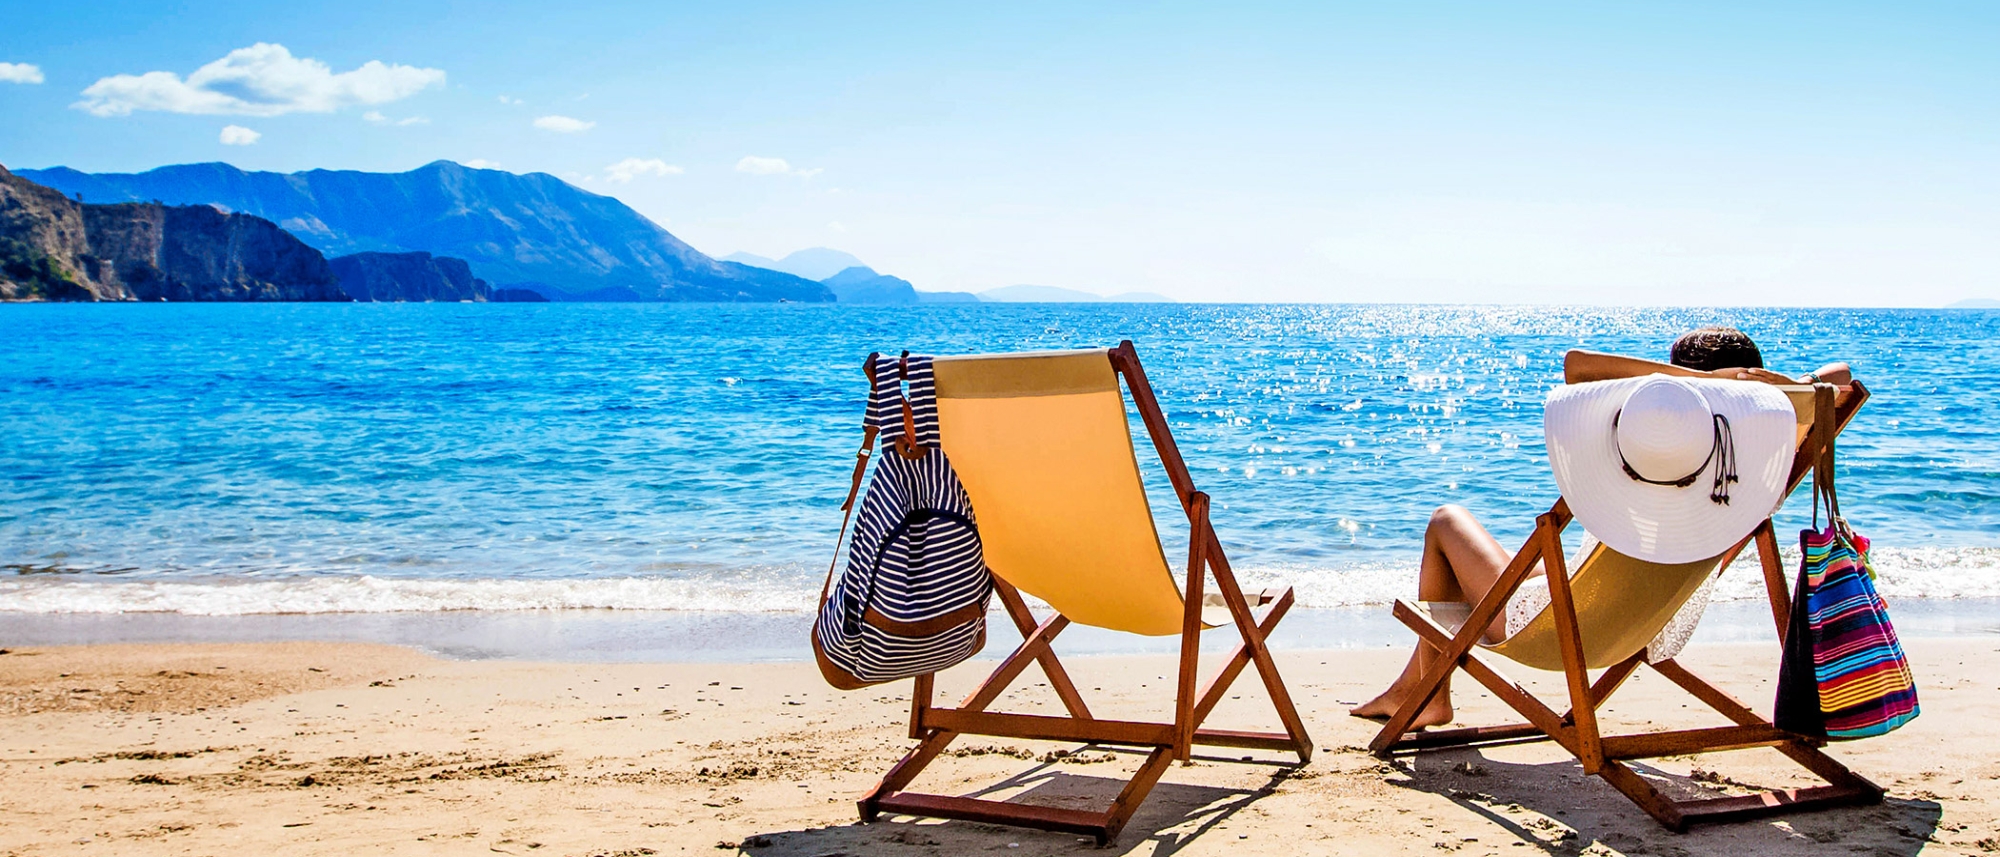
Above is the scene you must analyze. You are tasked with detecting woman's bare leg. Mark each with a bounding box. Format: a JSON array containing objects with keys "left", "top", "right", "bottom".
[{"left": 1350, "top": 505, "right": 1521, "bottom": 727}]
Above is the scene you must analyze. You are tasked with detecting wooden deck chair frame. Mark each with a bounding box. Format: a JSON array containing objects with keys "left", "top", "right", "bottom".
[
  {"left": 858, "top": 341, "right": 1315, "bottom": 845},
  {"left": 1367, "top": 381, "right": 1883, "bottom": 831}
]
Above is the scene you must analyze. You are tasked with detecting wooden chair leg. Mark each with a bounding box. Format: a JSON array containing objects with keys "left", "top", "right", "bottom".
[
  {"left": 1596, "top": 760, "right": 1689, "bottom": 831},
  {"left": 861, "top": 727, "right": 959, "bottom": 819},
  {"left": 1102, "top": 747, "right": 1176, "bottom": 843},
  {"left": 1203, "top": 537, "right": 1312, "bottom": 760},
  {"left": 1174, "top": 494, "right": 1207, "bottom": 761},
  {"left": 993, "top": 579, "right": 1092, "bottom": 719},
  {"left": 1377, "top": 599, "right": 1578, "bottom": 756},
  {"left": 1580, "top": 653, "right": 1644, "bottom": 714},
  {"left": 1754, "top": 522, "right": 1791, "bottom": 643},
  {"left": 1540, "top": 525, "right": 1604, "bottom": 773},
  {"left": 1191, "top": 587, "right": 1293, "bottom": 727}
]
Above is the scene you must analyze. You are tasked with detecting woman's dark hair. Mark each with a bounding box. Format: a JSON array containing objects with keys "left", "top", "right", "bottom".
[{"left": 1670, "top": 326, "right": 1763, "bottom": 371}]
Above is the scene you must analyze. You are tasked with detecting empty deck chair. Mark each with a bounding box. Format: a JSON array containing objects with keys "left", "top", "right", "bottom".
[
  {"left": 1367, "top": 381, "right": 1883, "bottom": 830},
  {"left": 857, "top": 342, "right": 1314, "bottom": 844}
]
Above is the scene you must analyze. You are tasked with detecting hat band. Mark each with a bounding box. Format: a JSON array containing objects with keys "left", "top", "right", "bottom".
[{"left": 1612, "top": 410, "right": 1741, "bottom": 506}]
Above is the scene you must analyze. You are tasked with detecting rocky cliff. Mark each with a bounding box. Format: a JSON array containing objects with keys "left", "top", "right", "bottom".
[
  {"left": 86, "top": 203, "right": 348, "bottom": 301},
  {"left": 329, "top": 251, "right": 489, "bottom": 302},
  {"left": 0, "top": 165, "right": 109, "bottom": 300},
  {"left": 22, "top": 161, "right": 834, "bottom": 302},
  {"left": 1, "top": 166, "right": 347, "bottom": 302}
]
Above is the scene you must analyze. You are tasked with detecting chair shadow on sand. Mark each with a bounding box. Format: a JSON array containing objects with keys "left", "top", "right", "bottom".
[
  {"left": 1382, "top": 745, "right": 1942, "bottom": 856},
  {"left": 733, "top": 746, "right": 1295, "bottom": 856}
]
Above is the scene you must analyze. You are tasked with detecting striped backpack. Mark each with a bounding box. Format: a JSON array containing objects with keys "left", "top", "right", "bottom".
[{"left": 812, "top": 352, "right": 991, "bottom": 689}]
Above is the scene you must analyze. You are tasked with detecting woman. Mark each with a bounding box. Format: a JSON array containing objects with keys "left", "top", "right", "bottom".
[{"left": 1350, "top": 327, "right": 1850, "bottom": 728}]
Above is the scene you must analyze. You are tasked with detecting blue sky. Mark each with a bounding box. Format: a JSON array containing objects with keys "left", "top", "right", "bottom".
[{"left": 1, "top": 1, "right": 1994, "bottom": 304}]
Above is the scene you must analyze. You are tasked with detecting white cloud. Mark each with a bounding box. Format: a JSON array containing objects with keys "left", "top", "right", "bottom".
[
  {"left": 218, "top": 125, "right": 261, "bottom": 145},
  {"left": 497, "top": 95, "right": 522, "bottom": 105},
  {"left": 735, "top": 156, "right": 789, "bottom": 175},
  {"left": 462, "top": 159, "right": 502, "bottom": 170},
  {"left": 533, "top": 114, "right": 594, "bottom": 133},
  {"left": 604, "top": 158, "right": 684, "bottom": 183},
  {"left": 735, "top": 155, "right": 821, "bottom": 178},
  {"left": 828, "top": 221, "right": 847, "bottom": 233},
  {"left": 0, "top": 62, "right": 43, "bottom": 84},
  {"left": 364, "top": 110, "right": 427, "bottom": 125},
  {"left": 74, "top": 43, "right": 443, "bottom": 118}
]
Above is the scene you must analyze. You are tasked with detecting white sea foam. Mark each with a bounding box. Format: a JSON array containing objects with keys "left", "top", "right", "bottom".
[
  {"left": 0, "top": 575, "right": 821, "bottom": 616},
  {"left": 2, "top": 546, "right": 1995, "bottom": 616},
  {"left": 1274, "top": 546, "right": 2000, "bottom": 609}
]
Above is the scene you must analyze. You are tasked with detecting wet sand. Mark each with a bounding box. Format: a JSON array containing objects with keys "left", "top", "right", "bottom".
[{"left": 1, "top": 638, "right": 1994, "bottom": 856}]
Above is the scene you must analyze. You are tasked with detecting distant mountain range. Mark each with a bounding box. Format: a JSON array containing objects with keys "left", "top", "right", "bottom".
[
  {"left": 20, "top": 161, "right": 831, "bottom": 302},
  {"left": 1947, "top": 298, "right": 1999, "bottom": 309},
  {"left": 13, "top": 159, "right": 1174, "bottom": 305},
  {"left": 819, "top": 266, "right": 978, "bottom": 304},
  {"left": 723, "top": 248, "right": 869, "bottom": 282},
  {"left": 724, "top": 248, "right": 976, "bottom": 304}
]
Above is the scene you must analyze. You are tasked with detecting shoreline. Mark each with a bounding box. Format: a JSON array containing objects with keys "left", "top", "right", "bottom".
[
  {"left": 4, "top": 598, "right": 1996, "bottom": 662},
  {"left": 1, "top": 638, "right": 1993, "bottom": 855}
]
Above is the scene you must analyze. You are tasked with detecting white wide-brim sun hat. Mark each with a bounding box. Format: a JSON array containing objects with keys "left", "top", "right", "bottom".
[{"left": 1545, "top": 375, "right": 1797, "bottom": 564}]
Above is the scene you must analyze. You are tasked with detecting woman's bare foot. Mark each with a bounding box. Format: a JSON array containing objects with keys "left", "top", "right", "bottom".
[{"left": 1350, "top": 687, "right": 1453, "bottom": 729}]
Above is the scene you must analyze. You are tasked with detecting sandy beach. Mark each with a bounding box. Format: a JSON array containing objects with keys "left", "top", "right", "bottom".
[{"left": 1, "top": 636, "right": 1994, "bottom": 856}]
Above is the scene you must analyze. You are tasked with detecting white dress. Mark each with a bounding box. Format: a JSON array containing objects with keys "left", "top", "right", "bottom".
[{"left": 1501, "top": 532, "right": 1715, "bottom": 663}]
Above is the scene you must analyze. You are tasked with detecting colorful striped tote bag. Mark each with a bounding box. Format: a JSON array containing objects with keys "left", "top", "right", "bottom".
[{"left": 1774, "top": 407, "right": 1918, "bottom": 740}]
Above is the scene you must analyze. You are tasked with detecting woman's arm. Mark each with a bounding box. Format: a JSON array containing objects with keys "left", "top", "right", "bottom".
[
  {"left": 1564, "top": 351, "right": 1856, "bottom": 386},
  {"left": 1800, "top": 362, "right": 1852, "bottom": 385},
  {"left": 1706, "top": 362, "right": 1853, "bottom": 384}
]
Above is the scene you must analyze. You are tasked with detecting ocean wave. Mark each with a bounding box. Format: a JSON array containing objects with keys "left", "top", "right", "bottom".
[
  {"left": 2, "top": 545, "right": 1995, "bottom": 616},
  {"left": 0, "top": 575, "right": 818, "bottom": 616},
  {"left": 1269, "top": 545, "right": 2000, "bottom": 608}
]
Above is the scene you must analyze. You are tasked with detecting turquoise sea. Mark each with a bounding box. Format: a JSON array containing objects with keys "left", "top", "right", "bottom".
[{"left": 2, "top": 303, "right": 1997, "bottom": 625}]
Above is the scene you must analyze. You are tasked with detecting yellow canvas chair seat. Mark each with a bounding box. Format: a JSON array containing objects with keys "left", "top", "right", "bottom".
[
  {"left": 1370, "top": 380, "right": 1887, "bottom": 832},
  {"left": 1421, "top": 544, "right": 1725, "bottom": 671},
  {"left": 932, "top": 350, "right": 1185, "bottom": 634},
  {"left": 859, "top": 343, "right": 1312, "bottom": 845}
]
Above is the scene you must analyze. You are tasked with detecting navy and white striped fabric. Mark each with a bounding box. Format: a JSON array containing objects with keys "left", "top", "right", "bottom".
[{"left": 816, "top": 354, "right": 991, "bottom": 685}]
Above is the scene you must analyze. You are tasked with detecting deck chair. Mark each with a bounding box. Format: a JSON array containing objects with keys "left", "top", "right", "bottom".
[
  {"left": 1367, "top": 380, "right": 1884, "bottom": 831},
  {"left": 857, "top": 342, "right": 1315, "bottom": 844}
]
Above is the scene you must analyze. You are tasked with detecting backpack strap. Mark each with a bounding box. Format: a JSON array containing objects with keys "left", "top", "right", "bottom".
[
  {"left": 864, "top": 352, "right": 905, "bottom": 437},
  {"left": 877, "top": 352, "right": 938, "bottom": 456},
  {"left": 820, "top": 353, "right": 888, "bottom": 608},
  {"left": 903, "top": 355, "right": 941, "bottom": 447},
  {"left": 817, "top": 351, "right": 943, "bottom": 609}
]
